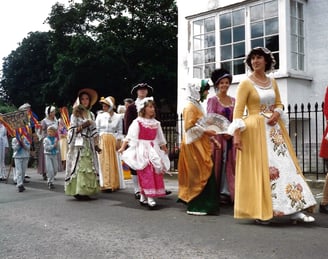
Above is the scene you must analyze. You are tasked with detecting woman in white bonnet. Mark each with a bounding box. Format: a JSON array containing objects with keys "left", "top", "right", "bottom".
[
  {"left": 95, "top": 96, "right": 125, "bottom": 192},
  {"left": 37, "top": 105, "right": 61, "bottom": 180}
]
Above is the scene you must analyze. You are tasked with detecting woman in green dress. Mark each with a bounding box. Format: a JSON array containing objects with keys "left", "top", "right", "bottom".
[{"left": 65, "top": 88, "right": 102, "bottom": 200}]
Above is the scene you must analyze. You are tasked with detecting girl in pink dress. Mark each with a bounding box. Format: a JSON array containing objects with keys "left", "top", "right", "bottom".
[{"left": 118, "top": 97, "right": 170, "bottom": 208}]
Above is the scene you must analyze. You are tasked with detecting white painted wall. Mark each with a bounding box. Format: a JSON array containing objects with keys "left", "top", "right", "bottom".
[{"left": 177, "top": 0, "right": 328, "bottom": 114}]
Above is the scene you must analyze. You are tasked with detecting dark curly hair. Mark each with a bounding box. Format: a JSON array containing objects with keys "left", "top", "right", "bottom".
[{"left": 245, "top": 47, "right": 276, "bottom": 72}]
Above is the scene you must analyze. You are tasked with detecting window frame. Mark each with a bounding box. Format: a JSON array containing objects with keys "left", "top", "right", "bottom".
[{"left": 189, "top": 0, "right": 307, "bottom": 80}]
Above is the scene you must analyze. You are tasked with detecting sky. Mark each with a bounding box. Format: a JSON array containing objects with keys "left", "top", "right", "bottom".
[{"left": 0, "top": 0, "right": 70, "bottom": 70}]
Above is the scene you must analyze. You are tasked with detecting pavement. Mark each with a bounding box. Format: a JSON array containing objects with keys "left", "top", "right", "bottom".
[
  {"left": 2, "top": 166, "right": 326, "bottom": 204},
  {"left": 1, "top": 166, "right": 328, "bottom": 259}
]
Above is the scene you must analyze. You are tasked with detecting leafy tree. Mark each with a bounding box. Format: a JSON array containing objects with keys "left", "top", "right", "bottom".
[
  {"left": 0, "top": 31, "right": 53, "bottom": 115},
  {"left": 47, "top": 0, "right": 178, "bottom": 111},
  {"left": 0, "top": 0, "right": 178, "bottom": 116}
]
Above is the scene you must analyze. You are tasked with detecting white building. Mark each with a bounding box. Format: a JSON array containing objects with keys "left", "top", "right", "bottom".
[
  {"left": 176, "top": 0, "right": 328, "bottom": 172},
  {"left": 177, "top": 0, "right": 328, "bottom": 114}
]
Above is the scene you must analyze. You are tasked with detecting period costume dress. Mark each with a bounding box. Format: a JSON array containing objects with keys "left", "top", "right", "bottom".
[
  {"left": 207, "top": 95, "right": 236, "bottom": 202},
  {"left": 121, "top": 117, "right": 169, "bottom": 198},
  {"left": 228, "top": 78, "right": 316, "bottom": 220},
  {"left": 96, "top": 110, "right": 125, "bottom": 191},
  {"left": 37, "top": 110, "right": 62, "bottom": 177},
  {"left": 319, "top": 86, "right": 328, "bottom": 213},
  {"left": 0, "top": 123, "right": 9, "bottom": 181},
  {"left": 65, "top": 111, "right": 100, "bottom": 197},
  {"left": 178, "top": 96, "right": 220, "bottom": 215},
  {"left": 58, "top": 118, "right": 68, "bottom": 168}
]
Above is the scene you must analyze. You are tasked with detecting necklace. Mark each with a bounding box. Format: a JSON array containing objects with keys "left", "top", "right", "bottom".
[{"left": 252, "top": 74, "right": 269, "bottom": 85}]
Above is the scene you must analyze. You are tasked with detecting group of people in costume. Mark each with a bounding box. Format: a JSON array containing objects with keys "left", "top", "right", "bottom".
[
  {"left": 178, "top": 47, "right": 320, "bottom": 224},
  {"left": 2, "top": 46, "right": 328, "bottom": 223},
  {"left": 64, "top": 85, "right": 171, "bottom": 208}
]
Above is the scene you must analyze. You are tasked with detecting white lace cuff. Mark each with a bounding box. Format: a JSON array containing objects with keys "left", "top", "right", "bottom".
[
  {"left": 227, "top": 118, "right": 246, "bottom": 135},
  {"left": 185, "top": 125, "right": 204, "bottom": 144},
  {"left": 274, "top": 108, "right": 283, "bottom": 116}
]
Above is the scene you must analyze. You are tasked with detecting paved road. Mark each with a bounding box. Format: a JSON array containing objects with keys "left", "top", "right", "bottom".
[{"left": 0, "top": 168, "right": 327, "bottom": 259}]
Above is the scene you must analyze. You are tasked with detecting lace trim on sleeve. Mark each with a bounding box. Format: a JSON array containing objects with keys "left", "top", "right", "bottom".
[
  {"left": 274, "top": 107, "right": 283, "bottom": 116},
  {"left": 227, "top": 118, "right": 246, "bottom": 135},
  {"left": 185, "top": 125, "right": 204, "bottom": 144}
]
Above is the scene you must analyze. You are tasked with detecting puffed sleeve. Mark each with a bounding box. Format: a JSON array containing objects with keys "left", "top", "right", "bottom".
[
  {"left": 124, "top": 119, "right": 140, "bottom": 147},
  {"left": 155, "top": 121, "right": 167, "bottom": 146}
]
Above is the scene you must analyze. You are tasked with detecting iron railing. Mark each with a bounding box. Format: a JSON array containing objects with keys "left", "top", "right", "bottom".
[{"left": 159, "top": 102, "right": 326, "bottom": 179}]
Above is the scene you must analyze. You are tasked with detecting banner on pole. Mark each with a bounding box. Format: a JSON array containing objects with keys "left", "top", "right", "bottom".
[{"left": 0, "top": 110, "right": 29, "bottom": 130}]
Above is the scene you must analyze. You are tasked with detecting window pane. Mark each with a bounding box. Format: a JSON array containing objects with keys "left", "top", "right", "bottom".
[
  {"left": 205, "top": 63, "right": 215, "bottom": 78},
  {"left": 297, "top": 3, "right": 303, "bottom": 19},
  {"left": 291, "top": 1, "right": 296, "bottom": 17},
  {"left": 291, "top": 35, "right": 297, "bottom": 52},
  {"left": 193, "top": 20, "right": 203, "bottom": 35},
  {"left": 264, "top": 1, "right": 278, "bottom": 18},
  {"left": 221, "top": 45, "right": 232, "bottom": 60},
  {"left": 220, "top": 13, "right": 231, "bottom": 28},
  {"left": 233, "top": 9, "right": 244, "bottom": 26},
  {"left": 221, "top": 61, "right": 232, "bottom": 73},
  {"left": 290, "top": 17, "right": 297, "bottom": 35},
  {"left": 193, "top": 50, "right": 204, "bottom": 65},
  {"left": 234, "top": 59, "right": 245, "bottom": 75},
  {"left": 193, "top": 66, "right": 202, "bottom": 79},
  {"left": 250, "top": 4, "right": 263, "bottom": 22},
  {"left": 205, "top": 17, "right": 215, "bottom": 33},
  {"left": 251, "top": 22, "right": 263, "bottom": 38},
  {"left": 273, "top": 52, "right": 279, "bottom": 69},
  {"left": 233, "top": 42, "right": 245, "bottom": 58},
  {"left": 291, "top": 52, "right": 297, "bottom": 69},
  {"left": 233, "top": 26, "right": 245, "bottom": 42},
  {"left": 299, "top": 54, "right": 304, "bottom": 70},
  {"left": 221, "top": 29, "right": 231, "bottom": 44},
  {"left": 265, "top": 18, "right": 278, "bottom": 35},
  {"left": 251, "top": 38, "right": 264, "bottom": 49},
  {"left": 193, "top": 35, "right": 203, "bottom": 50},
  {"left": 205, "top": 48, "right": 215, "bottom": 62},
  {"left": 205, "top": 33, "right": 215, "bottom": 47},
  {"left": 299, "top": 37, "right": 304, "bottom": 53},
  {"left": 298, "top": 20, "right": 304, "bottom": 36},
  {"left": 266, "top": 35, "right": 279, "bottom": 52}
]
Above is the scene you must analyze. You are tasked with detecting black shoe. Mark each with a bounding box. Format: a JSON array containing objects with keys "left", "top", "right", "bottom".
[
  {"left": 24, "top": 176, "right": 31, "bottom": 179},
  {"left": 319, "top": 204, "right": 328, "bottom": 214},
  {"left": 23, "top": 179, "right": 30, "bottom": 183},
  {"left": 134, "top": 191, "right": 141, "bottom": 199},
  {"left": 74, "top": 194, "right": 91, "bottom": 200},
  {"left": 255, "top": 219, "right": 271, "bottom": 225},
  {"left": 48, "top": 183, "right": 55, "bottom": 190},
  {"left": 43, "top": 175, "right": 47, "bottom": 181},
  {"left": 102, "top": 189, "right": 112, "bottom": 193},
  {"left": 220, "top": 194, "right": 232, "bottom": 205},
  {"left": 165, "top": 190, "right": 172, "bottom": 196},
  {"left": 18, "top": 185, "right": 25, "bottom": 192}
]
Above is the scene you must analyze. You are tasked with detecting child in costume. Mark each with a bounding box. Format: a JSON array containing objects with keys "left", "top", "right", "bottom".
[{"left": 118, "top": 97, "right": 170, "bottom": 208}]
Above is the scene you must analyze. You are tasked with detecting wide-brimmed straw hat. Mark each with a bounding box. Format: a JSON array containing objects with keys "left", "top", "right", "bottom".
[
  {"left": 131, "top": 83, "right": 153, "bottom": 97},
  {"left": 99, "top": 96, "right": 116, "bottom": 109},
  {"left": 74, "top": 88, "right": 98, "bottom": 108}
]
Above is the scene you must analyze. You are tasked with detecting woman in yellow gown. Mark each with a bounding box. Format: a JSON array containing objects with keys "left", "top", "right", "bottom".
[
  {"left": 178, "top": 80, "right": 220, "bottom": 216},
  {"left": 229, "top": 47, "right": 316, "bottom": 224}
]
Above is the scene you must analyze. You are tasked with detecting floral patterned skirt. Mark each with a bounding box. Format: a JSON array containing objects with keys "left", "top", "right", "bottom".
[{"left": 267, "top": 123, "right": 316, "bottom": 216}]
